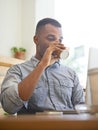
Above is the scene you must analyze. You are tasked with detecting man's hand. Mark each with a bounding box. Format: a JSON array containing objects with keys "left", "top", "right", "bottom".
[{"left": 40, "top": 42, "right": 66, "bottom": 67}]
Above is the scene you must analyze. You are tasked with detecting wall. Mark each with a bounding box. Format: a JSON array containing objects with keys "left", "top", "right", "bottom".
[
  {"left": 0, "top": 0, "right": 55, "bottom": 59},
  {"left": 21, "top": 0, "right": 36, "bottom": 59},
  {"left": 0, "top": 0, "right": 22, "bottom": 57},
  {"left": 35, "top": 0, "right": 55, "bottom": 22},
  {"left": 0, "top": 0, "right": 36, "bottom": 59}
]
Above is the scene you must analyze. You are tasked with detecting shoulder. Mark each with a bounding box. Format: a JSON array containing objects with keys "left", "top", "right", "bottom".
[
  {"left": 8, "top": 58, "right": 32, "bottom": 72},
  {"left": 60, "top": 63, "right": 76, "bottom": 73},
  {"left": 59, "top": 63, "right": 78, "bottom": 79},
  {"left": 8, "top": 56, "right": 39, "bottom": 72}
]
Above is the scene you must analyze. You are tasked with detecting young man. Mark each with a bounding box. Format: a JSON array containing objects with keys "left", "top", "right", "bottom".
[{"left": 0, "top": 18, "right": 85, "bottom": 114}]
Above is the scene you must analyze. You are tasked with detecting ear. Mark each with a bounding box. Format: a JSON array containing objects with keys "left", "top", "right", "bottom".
[{"left": 33, "top": 35, "right": 38, "bottom": 45}]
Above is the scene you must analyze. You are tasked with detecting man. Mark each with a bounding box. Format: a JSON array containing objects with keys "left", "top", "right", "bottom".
[{"left": 0, "top": 18, "right": 85, "bottom": 114}]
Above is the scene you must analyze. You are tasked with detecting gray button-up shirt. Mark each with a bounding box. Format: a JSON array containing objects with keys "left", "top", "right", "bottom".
[{"left": 0, "top": 56, "right": 85, "bottom": 114}]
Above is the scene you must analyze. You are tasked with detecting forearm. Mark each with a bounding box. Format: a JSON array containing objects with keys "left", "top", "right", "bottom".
[
  {"left": 18, "top": 61, "right": 47, "bottom": 101},
  {"left": 18, "top": 42, "right": 62, "bottom": 101}
]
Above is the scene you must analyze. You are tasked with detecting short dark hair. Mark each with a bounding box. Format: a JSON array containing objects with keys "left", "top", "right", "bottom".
[{"left": 35, "top": 18, "right": 62, "bottom": 34}]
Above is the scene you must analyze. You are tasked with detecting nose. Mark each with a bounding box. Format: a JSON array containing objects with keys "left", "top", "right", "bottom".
[{"left": 55, "top": 38, "right": 62, "bottom": 44}]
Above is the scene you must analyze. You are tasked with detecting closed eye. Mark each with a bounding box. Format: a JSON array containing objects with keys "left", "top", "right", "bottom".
[{"left": 47, "top": 36, "right": 56, "bottom": 42}]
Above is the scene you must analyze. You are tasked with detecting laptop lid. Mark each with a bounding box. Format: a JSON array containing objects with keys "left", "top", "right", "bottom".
[{"left": 86, "top": 47, "right": 98, "bottom": 105}]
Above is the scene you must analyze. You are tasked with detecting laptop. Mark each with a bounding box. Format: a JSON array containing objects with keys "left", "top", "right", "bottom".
[
  {"left": 86, "top": 47, "right": 98, "bottom": 105},
  {"left": 85, "top": 47, "right": 98, "bottom": 113}
]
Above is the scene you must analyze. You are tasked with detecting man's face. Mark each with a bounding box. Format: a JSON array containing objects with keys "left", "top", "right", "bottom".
[{"left": 34, "top": 24, "right": 63, "bottom": 60}]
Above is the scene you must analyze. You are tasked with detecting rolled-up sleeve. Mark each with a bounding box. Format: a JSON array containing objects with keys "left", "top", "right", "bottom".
[{"left": 0, "top": 65, "right": 26, "bottom": 114}]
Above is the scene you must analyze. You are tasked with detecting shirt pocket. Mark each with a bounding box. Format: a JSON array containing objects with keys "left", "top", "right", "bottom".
[{"left": 59, "top": 78, "right": 74, "bottom": 97}]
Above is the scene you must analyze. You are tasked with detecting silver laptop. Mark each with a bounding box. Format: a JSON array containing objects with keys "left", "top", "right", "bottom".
[
  {"left": 85, "top": 47, "right": 98, "bottom": 113},
  {"left": 86, "top": 47, "right": 98, "bottom": 105}
]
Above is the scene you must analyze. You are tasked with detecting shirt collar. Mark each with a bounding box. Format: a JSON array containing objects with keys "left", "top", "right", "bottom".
[
  {"left": 30, "top": 56, "right": 60, "bottom": 68},
  {"left": 30, "top": 56, "right": 40, "bottom": 67}
]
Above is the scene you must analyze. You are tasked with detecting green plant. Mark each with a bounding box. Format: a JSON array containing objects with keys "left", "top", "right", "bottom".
[
  {"left": 11, "top": 47, "right": 26, "bottom": 53},
  {"left": 11, "top": 47, "right": 26, "bottom": 60}
]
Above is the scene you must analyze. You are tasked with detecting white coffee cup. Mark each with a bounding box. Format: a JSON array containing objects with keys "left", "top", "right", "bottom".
[{"left": 60, "top": 50, "right": 69, "bottom": 60}]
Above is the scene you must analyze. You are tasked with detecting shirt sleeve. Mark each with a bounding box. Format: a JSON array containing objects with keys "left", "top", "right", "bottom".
[{"left": 0, "top": 65, "right": 27, "bottom": 114}]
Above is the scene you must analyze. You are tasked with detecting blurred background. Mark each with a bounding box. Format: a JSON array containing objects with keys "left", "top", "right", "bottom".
[{"left": 0, "top": 0, "right": 98, "bottom": 89}]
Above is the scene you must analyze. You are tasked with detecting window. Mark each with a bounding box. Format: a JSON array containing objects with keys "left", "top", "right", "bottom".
[{"left": 54, "top": 0, "right": 98, "bottom": 88}]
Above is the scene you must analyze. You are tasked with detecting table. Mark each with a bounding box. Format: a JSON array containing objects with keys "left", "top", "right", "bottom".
[{"left": 0, "top": 113, "right": 98, "bottom": 130}]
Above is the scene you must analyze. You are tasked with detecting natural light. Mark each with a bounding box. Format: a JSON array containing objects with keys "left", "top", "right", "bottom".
[{"left": 54, "top": 0, "right": 98, "bottom": 88}]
